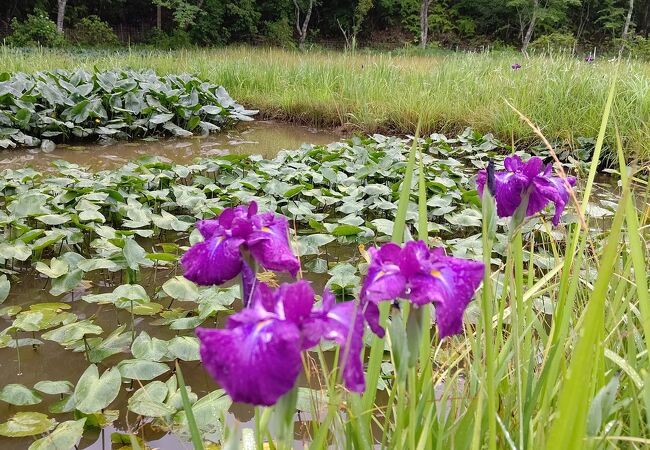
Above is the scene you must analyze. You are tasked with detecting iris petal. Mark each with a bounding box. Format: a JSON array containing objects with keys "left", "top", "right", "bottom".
[
  {"left": 430, "top": 259, "right": 484, "bottom": 338},
  {"left": 197, "top": 318, "right": 303, "bottom": 406},
  {"left": 181, "top": 236, "right": 244, "bottom": 285},
  {"left": 276, "top": 280, "right": 315, "bottom": 324},
  {"left": 248, "top": 213, "right": 300, "bottom": 276}
]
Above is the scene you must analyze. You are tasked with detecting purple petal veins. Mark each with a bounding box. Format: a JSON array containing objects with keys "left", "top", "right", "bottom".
[
  {"left": 360, "top": 241, "right": 484, "bottom": 339},
  {"left": 477, "top": 155, "right": 576, "bottom": 226},
  {"left": 182, "top": 201, "right": 300, "bottom": 286}
]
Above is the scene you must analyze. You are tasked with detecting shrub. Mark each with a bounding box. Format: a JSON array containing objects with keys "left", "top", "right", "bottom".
[
  {"left": 530, "top": 32, "right": 577, "bottom": 54},
  {"left": 71, "top": 16, "right": 119, "bottom": 46},
  {"left": 7, "top": 9, "right": 65, "bottom": 47},
  {"left": 145, "top": 28, "right": 192, "bottom": 49},
  {"left": 263, "top": 17, "right": 295, "bottom": 48},
  {"left": 616, "top": 35, "right": 650, "bottom": 60}
]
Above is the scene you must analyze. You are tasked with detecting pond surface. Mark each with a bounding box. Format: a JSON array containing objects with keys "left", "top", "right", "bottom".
[
  {"left": 0, "top": 121, "right": 344, "bottom": 449},
  {"left": 0, "top": 120, "right": 341, "bottom": 171}
]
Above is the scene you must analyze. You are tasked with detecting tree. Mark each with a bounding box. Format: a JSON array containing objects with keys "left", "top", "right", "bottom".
[
  {"left": 153, "top": 0, "right": 204, "bottom": 29},
  {"left": 293, "top": 0, "right": 314, "bottom": 50},
  {"left": 620, "top": 0, "right": 634, "bottom": 55},
  {"left": 352, "top": 0, "right": 374, "bottom": 49},
  {"left": 507, "top": 0, "right": 581, "bottom": 55},
  {"left": 56, "top": 0, "right": 67, "bottom": 32},
  {"left": 420, "top": 0, "right": 433, "bottom": 48}
]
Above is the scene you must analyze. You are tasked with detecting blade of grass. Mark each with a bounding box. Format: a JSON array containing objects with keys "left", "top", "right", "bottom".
[{"left": 176, "top": 361, "right": 205, "bottom": 450}]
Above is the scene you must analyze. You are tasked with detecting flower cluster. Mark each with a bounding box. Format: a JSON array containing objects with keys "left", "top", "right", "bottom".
[
  {"left": 197, "top": 281, "right": 364, "bottom": 406},
  {"left": 360, "top": 241, "right": 485, "bottom": 338},
  {"left": 476, "top": 155, "right": 576, "bottom": 226},
  {"left": 511, "top": 63, "right": 522, "bottom": 70},
  {"left": 181, "top": 202, "right": 300, "bottom": 301},
  {"left": 186, "top": 154, "right": 572, "bottom": 407}
]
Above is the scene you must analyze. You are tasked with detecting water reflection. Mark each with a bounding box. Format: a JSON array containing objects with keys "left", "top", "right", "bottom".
[{"left": 0, "top": 121, "right": 341, "bottom": 171}]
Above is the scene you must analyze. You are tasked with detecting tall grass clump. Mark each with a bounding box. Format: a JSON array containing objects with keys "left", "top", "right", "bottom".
[{"left": 1, "top": 46, "right": 649, "bottom": 159}]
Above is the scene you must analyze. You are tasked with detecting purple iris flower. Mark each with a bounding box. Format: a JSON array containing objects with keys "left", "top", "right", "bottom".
[
  {"left": 361, "top": 241, "right": 484, "bottom": 339},
  {"left": 511, "top": 63, "right": 522, "bottom": 70},
  {"left": 197, "top": 280, "right": 365, "bottom": 406},
  {"left": 476, "top": 155, "right": 576, "bottom": 226},
  {"left": 585, "top": 55, "right": 594, "bottom": 62},
  {"left": 181, "top": 202, "right": 300, "bottom": 287}
]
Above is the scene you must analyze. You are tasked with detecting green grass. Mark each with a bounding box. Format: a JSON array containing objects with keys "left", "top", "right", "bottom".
[{"left": 2, "top": 46, "right": 649, "bottom": 159}]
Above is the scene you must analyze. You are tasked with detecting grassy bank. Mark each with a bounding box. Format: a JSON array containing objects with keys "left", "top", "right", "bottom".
[{"left": 2, "top": 46, "right": 649, "bottom": 159}]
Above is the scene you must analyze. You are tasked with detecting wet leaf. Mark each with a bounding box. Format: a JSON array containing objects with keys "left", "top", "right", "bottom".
[
  {"left": 34, "top": 380, "right": 74, "bottom": 396},
  {"left": 168, "top": 336, "right": 200, "bottom": 361},
  {"left": 0, "top": 412, "right": 56, "bottom": 438},
  {"left": 162, "top": 276, "right": 199, "bottom": 302},
  {"left": 73, "top": 365, "right": 121, "bottom": 414},
  {"left": 117, "top": 359, "right": 170, "bottom": 380},
  {"left": 0, "top": 384, "right": 42, "bottom": 406},
  {"left": 0, "top": 275, "right": 9, "bottom": 304},
  {"left": 127, "top": 381, "right": 175, "bottom": 417},
  {"left": 28, "top": 419, "right": 85, "bottom": 450}
]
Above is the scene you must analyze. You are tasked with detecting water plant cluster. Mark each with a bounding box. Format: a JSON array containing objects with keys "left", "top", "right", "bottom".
[
  {"left": 0, "top": 120, "right": 647, "bottom": 449},
  {"left": 0, "top": 69, "right": 256, "bottom": 149}
]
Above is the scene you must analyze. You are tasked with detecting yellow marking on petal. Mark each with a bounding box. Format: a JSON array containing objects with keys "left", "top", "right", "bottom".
[
  {"left": 261, "top": 227, "right": 272, "bottom": 232},
  {"left": 255, "top": 319, "right": 273, "bottom": 332},
  {"left": 377, "top": 271, "right": 385, "bottom": 278},
  {"left": 430, "top": 269, "right": 442, "bottom": 278}
]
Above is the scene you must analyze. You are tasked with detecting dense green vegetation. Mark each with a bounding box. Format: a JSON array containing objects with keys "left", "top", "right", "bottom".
[
  {"left": 0, "top": 69, "right": 255, "bottom": 148},
  {"left": 1, "top": 0, "right": 649, "bottom": 56},
  {"left": 3, "top": 47, "right": 649, "bottom": 160}
]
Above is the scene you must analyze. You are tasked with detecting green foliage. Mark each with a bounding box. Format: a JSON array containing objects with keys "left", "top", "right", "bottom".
[
  {"left": 153, "top": 0, "right": 204, "bottom": 29},
  {"left": 0, "top": 69, "right": 256, "bottom": 148},
  {"left": 71, "top": 16, "right": 120, "bottom": 47},
  {"left": 7, "top": 9, "right": 65, "bottom": 48},
  {"left": 530, "top": 31, "right": 576, "bottom": 53},
  {"left": 262, "top": 16, "right": 295, "bottom": 47}
]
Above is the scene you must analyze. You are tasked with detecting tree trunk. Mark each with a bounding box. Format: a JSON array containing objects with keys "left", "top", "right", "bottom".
[
  {"left": 620, "top": 0, "right": 634, "bottom": 55},
  {"left": 56, "top": 0, "right": 67, "bottom": 33},
  {"left": 156, "top": 5, "right": 162, "bottom": 29},
  {"left": 521, "top": 0, "right": 539, "bottom": 55},
  {"left": 420, "top": 0, "right": 432, "bottom": 49},
  {"left": 293, "top": 0, "right": 313, "bottom": 51}
]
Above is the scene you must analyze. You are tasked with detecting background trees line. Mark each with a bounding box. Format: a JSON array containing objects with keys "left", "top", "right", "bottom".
[{"left": 1, "top": 0, "right": 648, "bottom": 54}]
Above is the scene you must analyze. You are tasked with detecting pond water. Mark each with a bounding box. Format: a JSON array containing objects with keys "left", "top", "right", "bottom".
[
  {"left": 0, "top": 122, "right": 346, "bottom": 449},
  {"left": 0, "top": 120, "right": 341, "bottom": 171}
]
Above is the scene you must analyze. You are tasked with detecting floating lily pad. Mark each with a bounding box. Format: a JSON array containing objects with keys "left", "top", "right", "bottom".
[{"left": 0, "top": 412, "right": 56, "bottom": 437}]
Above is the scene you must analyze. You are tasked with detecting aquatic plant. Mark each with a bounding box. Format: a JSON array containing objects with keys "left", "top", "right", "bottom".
[
  {"left": 0, "top": 69, "right": 256, "bottom": 148},
  {"left": 0, "top": 122, "right": 647, "bottom": 449}
]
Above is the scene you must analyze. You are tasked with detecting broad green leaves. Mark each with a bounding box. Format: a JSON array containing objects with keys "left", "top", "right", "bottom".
[
  {"left": 0, "top": 412, "right": 56, "bottom": 438},
  {"left": 0, "top": 275, "right": 9, "bottom": 303},
  {"left": 28, "top": 419, "right": 85, "bottom": 450},
  {"left": 117, "top": 359, "right": 170, "bottom": 380},
  {"left": 0, "top": 69, "right": 256, "bottom": 148},
  {"left": 73, "top": 365, "right": 121, "bottom": 414},
  {"left": 0, "top": 384, "right": 42, "bottom": 406}
]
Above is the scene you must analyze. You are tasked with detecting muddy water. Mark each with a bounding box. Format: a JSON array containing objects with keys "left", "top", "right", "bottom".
[
  {"left": 0, "top": 121, "right": 341, "bottom": 171},
  {"left": 0, "top": 122, "right": 344, "bottom": 449}
]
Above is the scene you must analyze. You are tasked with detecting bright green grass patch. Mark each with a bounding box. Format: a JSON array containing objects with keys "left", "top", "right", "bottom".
[{"left": 2, "top": 46, "right": 649, "bottom": 159}]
